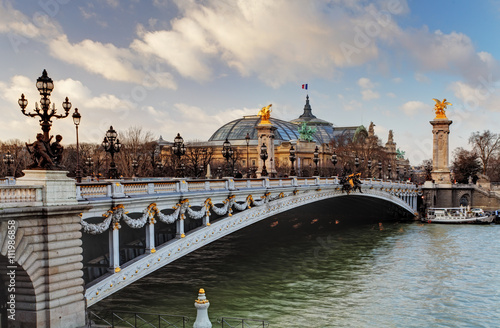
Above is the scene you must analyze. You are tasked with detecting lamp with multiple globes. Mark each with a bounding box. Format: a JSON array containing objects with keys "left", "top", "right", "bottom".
[
  {"left": 102, "top": 126, "right": 121, "bottom": 179},
  {"left": 245, "top": 132, "right": 251, "bottom": 178},
  {"left": 260, "top": 143, "right": 268, "bottom": 177},
  {"left": 313, "top": 146, "right": 319, "bottom": 176},
  {"left": 173, "top": 133, "right": 186, "bottom": 177},
  {"left": 289, "top": 145, "right": 296, "bottom": 176},
  {"left": 221, "top": 138, "right": 234, "bottom": 176},
  {"left": 3, "top": 151, "right": 14, "bottom": 177}
]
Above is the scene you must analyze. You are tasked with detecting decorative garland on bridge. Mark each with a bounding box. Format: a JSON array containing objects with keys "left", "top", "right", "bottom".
[
  {"left": 80, "top": 184, "right": 418, "bottom": 235},
  {"left": 80, "top": 192, "right": 274, "bottom": 235}
]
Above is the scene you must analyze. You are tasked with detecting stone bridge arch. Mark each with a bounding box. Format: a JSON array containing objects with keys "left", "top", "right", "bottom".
[
  {"left": 0, "top": 205, "right": 89, "bottom": 328},
  {"left": 84, "top": 185, "right": 418, "bottom": 306}
]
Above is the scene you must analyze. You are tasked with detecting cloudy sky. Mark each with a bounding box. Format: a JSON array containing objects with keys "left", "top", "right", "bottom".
[{"left": 1, "top": 0, "right": 500, "bottom": 165}]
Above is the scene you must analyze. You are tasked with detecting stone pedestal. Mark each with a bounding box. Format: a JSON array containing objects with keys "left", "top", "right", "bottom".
[
  {"left": 256, "top": 123, "right": 277, "bottom": 178},
  {"left": 16, "top": 170, "right": 77, "bottom": 206},
  {"left": 193, "top": 289, "right": 212, "bottom": 328},
  {"left": 430, "top": 119, "right": 452, "bottom": 184}
]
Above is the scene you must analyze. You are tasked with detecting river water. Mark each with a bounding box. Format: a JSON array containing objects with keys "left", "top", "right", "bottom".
[{"left": 91, "top": 213, "right": 500, "bottom": 327}]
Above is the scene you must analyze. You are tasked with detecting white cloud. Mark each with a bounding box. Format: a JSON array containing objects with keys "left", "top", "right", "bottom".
[
  {"left": 131, "top": 0, "right": 407, "bottom": 86},
  {"left": 450, "top": 80, "right": 500, "bottom": 113},
  {"left": 387, "top": 92, "right": 396, "bottom": 98},
  {"left": 343, "top": 99, "right": 362, "bottom": 111},
  {"left": 358, "top": 77, "right": 375, "bottom": 89},
  {"left": 414, "top": 72, "right": 429, "bottom": 83},
  {"left": 362, "top": 89, "right": 380, "bottom": 100},
  {"left": 398, "top": 28, "right": 500, "bottom": 82},
  {"left": 400, "top": 100, "right": 428, "bottom": 117}
]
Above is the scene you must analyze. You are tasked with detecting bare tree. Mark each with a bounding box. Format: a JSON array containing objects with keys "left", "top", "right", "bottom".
[{"left": 469, "top": 130, "right": 500, "bottom": 175}]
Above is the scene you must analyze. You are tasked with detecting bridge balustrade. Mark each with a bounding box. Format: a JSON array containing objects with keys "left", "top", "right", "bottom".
[{"left": 0, "top": 185, "right": 43, "bottom": 207}]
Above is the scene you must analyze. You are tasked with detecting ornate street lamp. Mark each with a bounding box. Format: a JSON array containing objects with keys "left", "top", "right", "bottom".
[
  {"left": 289, "top": 145, "right": 296, "bottom": 176},
  {"left": 388, "top": 163, "right": 392, "bottom": 181},
  {"left": 367, "top": 159, "right": 372, "bottom": 177},
  {"left": 354, "top": 154, "right": 359, "bottom": 172},
  {"left": 173, "top": 133, "right": 186, "bottom": 177},
  {"left": 378, "top": 160, "right": 383, "bottom": 180},
  {"left": 72, "top": 108, "right": 82, "bottom": 182},
  {"left": 260, "top": 143, "right": 268, "bottom": 177},
  {"left": 102, "top": 126, "right": 121, "bottom": 179},
  {"left": 156, "top": 161, "right": 164, "bottom": 177},
  {"left": 396, "top": 165, "right": 400, "bottom": 181},
  {"left": 19, "top": 70, "right": 73, "bottom": 141},
  {"left": 313, "top": 146, "right": 319, "bottom": 176},
  {"left": 221, "top": 138, "right": 233, "bottom": 176},
  {"left": 331, "top": 152, "right": 338, "bottom": 176},
  {"left": 85, "top": 156, "right": 93, "bottom": 178},
  {"left": 3, "top": 150, "right": 14, "bottom": 176},
  {"left": 131, "top": 159, "right": 139, "bottom": 177},
  {"left": 245, "top": 132, "right": 251, "bottom": 178}
]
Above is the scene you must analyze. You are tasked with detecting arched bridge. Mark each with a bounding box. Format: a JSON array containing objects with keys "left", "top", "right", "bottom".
[{"left": 77, "top": 176, "right": 420, "bottom": 306}]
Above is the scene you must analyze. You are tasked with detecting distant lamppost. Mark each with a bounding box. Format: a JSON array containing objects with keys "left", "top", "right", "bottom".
[
  {"left": 245, "top": 132, "right": 251, "bottom": 178},
  {"left": 289, "top": 145, "right": 296, "bottom": 176},
  {"left": 132, "top": 159, "right": 139, "bottom": 177},
  {"left": 388, "top": 163, "right": 392, "bottom": 181},
  {"left": 378, "top": 160, "right": 382, "bottom": 180},
  {"left": 216, "top": 166, "right": 222, "bottom": 179},
  {"left": 18, "top": 70, "right": 75, "bottom": 143},
  {"left": 367, "top": 159, "right": 372, "bottom": 178},
  {"left": 72, "top": 108, "right": 82, "bottom": 182},
  {"left": 313, "top": 146, "right": 319, "bottom": 176},
  {"left": 3, "top": 150, "right": 14, "bottom": 176},
  {"left": 396, "top": 165, "right": 400, "bottom": 181},
  {"left": 173, "top": 133, "right": 186, "bottom": 177},
  {"left": 260, "top": 143, "right": 268, "bottom": 177},
  {"left": 85, "top": 156, "right": 93, "bottom": 178},
  {"left": 102, "top": 126, "right": 121, "bottom": 179},
  {"left": 354, "top": 154, "right": 359, "bottom": 172},
  {"left": 331, "top": 152, "right": 338, "bottom": 176},
  {"left": 156, "top": 161, "right": 164, "bottom": 176},
  {"left": 222, "top": 138, "right": 233, "bottom": 176}
]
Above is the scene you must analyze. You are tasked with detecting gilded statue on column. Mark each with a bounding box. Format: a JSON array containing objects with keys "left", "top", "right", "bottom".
[
  {"left": 258, "top": 104, "right": 272, "bottom": 124},
  {"left": 432, "top": 98, "right": 452, "bottom": 119}
]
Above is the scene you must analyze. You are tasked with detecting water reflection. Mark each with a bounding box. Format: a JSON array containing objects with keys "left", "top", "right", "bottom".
[{"left": 92, "top": 215, "right": 500, "bottom": 327}]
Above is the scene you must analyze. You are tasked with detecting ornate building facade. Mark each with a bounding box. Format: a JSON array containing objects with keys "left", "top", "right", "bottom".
[{"left": 159, "top": 96, "right": 410, "bottom": 178}]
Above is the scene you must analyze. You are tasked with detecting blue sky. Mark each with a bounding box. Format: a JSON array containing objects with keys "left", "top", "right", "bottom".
[{"left": 1, "top": 0, "right": 500, "bottom": 165}]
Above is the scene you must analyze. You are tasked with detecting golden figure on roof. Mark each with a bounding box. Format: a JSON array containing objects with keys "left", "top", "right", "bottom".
[
  {"left": 433, "top": 98, "right": 452, "bottom": 119},
  {"left": 258, "top": 104, "right": 272, "bottom": 124}
]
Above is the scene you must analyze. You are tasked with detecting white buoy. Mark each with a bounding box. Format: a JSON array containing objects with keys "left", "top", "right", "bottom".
[{"left": 193, "top": 288, "right": 212, "bottom": 328}]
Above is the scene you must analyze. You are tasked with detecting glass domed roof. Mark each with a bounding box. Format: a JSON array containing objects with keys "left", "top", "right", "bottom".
[
  {"left": 208, "top": 96, "right": 364, "bottom": 144},
  {"left": 208, "top": 116, "right": 302, "bottom": 141}
]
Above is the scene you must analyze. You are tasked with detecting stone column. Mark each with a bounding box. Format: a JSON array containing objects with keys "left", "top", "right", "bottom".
[
  {"left": 255, "top": 124, "right": 277, "bottom": 178},
  {"left": 430, "top": 118, "right": 453, "bottom": 185}
]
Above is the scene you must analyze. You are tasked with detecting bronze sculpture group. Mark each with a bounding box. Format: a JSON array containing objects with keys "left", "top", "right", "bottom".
[{"left": 25, "top": 134, "right": 64, "bottom": 169}]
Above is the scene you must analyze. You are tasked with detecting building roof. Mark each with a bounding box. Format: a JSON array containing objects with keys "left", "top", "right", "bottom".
[{"left": 205, "top": 96, "right": 365, "bottom": 145}]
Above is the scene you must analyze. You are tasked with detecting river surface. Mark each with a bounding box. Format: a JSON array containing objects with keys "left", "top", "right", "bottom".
[{"left": 91, "top": 214, "right": 500, "bottom": 327}]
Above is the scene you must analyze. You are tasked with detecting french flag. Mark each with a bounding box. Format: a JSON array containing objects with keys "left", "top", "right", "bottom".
[{"left": 302, "top": 84, "right": 308, "bottom": 90}]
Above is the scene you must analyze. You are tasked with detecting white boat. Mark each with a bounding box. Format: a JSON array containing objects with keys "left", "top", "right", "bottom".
[{"left": 424, "top": 207, "right": 495, "bottom": 224}]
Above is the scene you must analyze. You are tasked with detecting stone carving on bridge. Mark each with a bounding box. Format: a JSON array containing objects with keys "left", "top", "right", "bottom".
[{"left": 432, "top": 98, "right": 452, "bottom": 119}]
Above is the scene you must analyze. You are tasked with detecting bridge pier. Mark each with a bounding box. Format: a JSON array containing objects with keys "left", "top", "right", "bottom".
[{"left": 0, "top": 170, "right": 90, "bottom": 328}]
